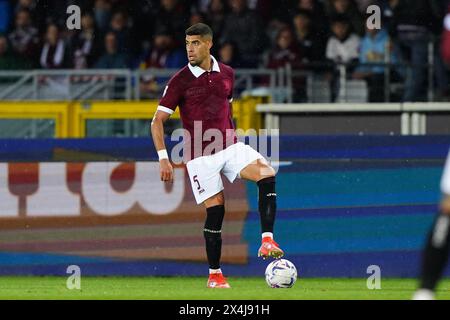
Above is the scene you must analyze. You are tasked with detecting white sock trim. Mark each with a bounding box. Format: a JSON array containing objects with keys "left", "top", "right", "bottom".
[
  {"left": 262, "top": 232, "right": 273, "bottom": 239},
  {"left": 209, "top": 268, "right": 222, "bottom": 274}
]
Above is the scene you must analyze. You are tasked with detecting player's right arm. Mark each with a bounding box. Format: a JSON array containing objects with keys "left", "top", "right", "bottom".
[
  {"left": 151, "top": 77, "right": 182, "bottom": 182},
  {"left": 151, "top": 110, "right": 173, "bottom": 182}
]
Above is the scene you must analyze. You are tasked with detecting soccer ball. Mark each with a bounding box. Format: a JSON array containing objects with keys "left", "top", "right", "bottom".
[{"left": 265, "top": 259, "right": 297, "bottom": 288}]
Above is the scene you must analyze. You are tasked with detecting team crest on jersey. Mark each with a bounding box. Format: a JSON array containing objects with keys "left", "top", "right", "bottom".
[{"left": 186, "top": 86, "right": 208, "bottom": 97}]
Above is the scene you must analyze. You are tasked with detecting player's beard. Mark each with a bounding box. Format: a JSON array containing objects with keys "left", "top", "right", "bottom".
[
  {"left": 189, "top": 54, "right": 207, "bottom": 67},
  {"left": 189, "top": 58, "right": 201, "bottom": 67}
]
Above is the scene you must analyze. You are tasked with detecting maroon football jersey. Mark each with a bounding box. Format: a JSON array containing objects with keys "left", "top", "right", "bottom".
[{"left": 158, "top": 56, "right": 237, "bottom": 161}]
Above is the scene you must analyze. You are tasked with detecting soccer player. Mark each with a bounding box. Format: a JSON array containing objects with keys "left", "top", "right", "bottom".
[
  {"left": 413, "top": 149, "right": 450, "bottom": 299},
  {"left": 151, "top": 23, "right": 284, "bottom": 289}
]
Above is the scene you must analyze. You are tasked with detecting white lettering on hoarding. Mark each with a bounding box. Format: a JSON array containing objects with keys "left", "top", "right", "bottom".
[
  {"left": 0, "top": 162, "right": 184, "bottom": 217},
  {"left": 28, "top": 162, "right": 80, "bottom": 217},
  {"left": 82, "top": 162, "right": 184, "bottom": 216},
  {"left": 0, "top": 163, "right": 18, "bottom": 217}
]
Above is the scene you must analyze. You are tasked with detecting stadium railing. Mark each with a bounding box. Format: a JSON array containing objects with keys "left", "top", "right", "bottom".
[
  {"left": 0, "top": 57, "right": 444, "bottom": 104},
  {"left": 0, "top": 68, "right": 280, "bottom": 102}
]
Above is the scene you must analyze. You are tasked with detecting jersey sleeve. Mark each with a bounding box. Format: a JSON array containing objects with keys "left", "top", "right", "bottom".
[{"left": 157, "top": 77, "right": 182, "bottom": 115}]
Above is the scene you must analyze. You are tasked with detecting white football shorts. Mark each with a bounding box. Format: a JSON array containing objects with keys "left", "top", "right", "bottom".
[
  {"left": 186, "top": 142, "right": 265, "bottom": 204},
  {"left": 441, "top": 149, "right": 450, "bottom": 195}
]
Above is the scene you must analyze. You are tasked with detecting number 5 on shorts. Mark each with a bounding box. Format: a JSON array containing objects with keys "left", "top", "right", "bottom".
[{"left": 193, "top": 175, "right": 201, "bottom": 190}]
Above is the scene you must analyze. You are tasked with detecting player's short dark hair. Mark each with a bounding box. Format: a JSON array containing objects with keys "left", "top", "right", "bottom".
[{"left": 185, "top": 23, "right": 213, "bottom": 39}]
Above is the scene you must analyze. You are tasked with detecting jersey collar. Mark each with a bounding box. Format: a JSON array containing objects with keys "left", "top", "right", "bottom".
[{"left": 188, "top": 55, "right": 221, "bottom": 78}]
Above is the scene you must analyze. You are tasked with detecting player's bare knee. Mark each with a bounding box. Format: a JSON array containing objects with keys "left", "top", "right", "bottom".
[
  {"left": 259, "top": 164, "right": 276, "bottom": 178},
  {"left": 440, "top": 195, "right": 450, "bottom": 215},
  {"left": 204, "top": 192, "right": 224, "bottom": 208}
]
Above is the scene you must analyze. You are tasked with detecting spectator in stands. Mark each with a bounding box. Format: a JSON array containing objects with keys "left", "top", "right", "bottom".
[
  {"left": 265, "top": 27, "right": 305, "bottom": 101},
  {"left": 206, "top": 0, "right": 229, "bottom": 42},
  {"left": 442, "top": 2, "right": 450, "bottom": 100},
  {"left": 354, "top": 0, "right": 373, "bottom": 12},
  {"left": 130, "top": 0, "right": 159, "bottom": 56},
  {"left": 95, "top": 31, "right": 129, "bottom": 69},
  {"left": 252, "top": 0, "right": 292, "bottom": 24},
  {"left": 190, "top": 11, "right": 207, "bottom": 26},
  {"left": 294, "top": 0, "right": 329, "bottom": 39},
  {"left": 108, "top": 11, "right": 133, "bottom": 56},
  {"left": 8, "top": 8, "right": 40, "bottom": 67},
  {"left": 139, "top": 27, "right": 186, "bottom": 70},
  {"left": 39, "top": 24, "right": 70, "bottom": 69},
  {"left": 14, "top": 0, "right": 37, "bottom": 15},
  {"left": 0, "top": 0, "right": 11, "bottom": 34},
  {"left": 34, "top": 0, "right": 82, "bottom": 31},
  {"left": 326, "top": 15, "right": 360, "bottom": 65},
  {"left": 257, "top": 0, "right": 292, "bottom": 48},
  {"left": 196, "top": 0, "right": 212, "bottom": 13},
  {"left": 266, "top": 20, "right": 290, "bottom": 53},
  {"left": 430, "top": 0, "right": 450, "bottom": 101},
  {"left": 292, "top": 9, "right": 326, "bottom": 63},
  {"left": 325, "top": 15, "right": 361, "bottom": 101},
  {"left": 70, "top": 13, "right": 101, "bottom": 69},
  {"left": 154, "top": 0, "right": 190, "bottom": 47},
  {"left": 138, "top": 27, "right": 186, "bottom": 98},
  {"left": 0, "top": 35, "right": 12, "bottom": 70},
  {"left": 390, "top": 0, "right": 443, "bottom": 102},
  {"left": 0, "top": 34, "right": 33, "bottom": 70},
  {"left": 221, "top": 0, "right": 266, "bottom": 67},
  {"left": 352, "top": 26, "right": 401, "bottom": 102},
  {"left": 94, "top": 0, "right": 112, "bottom": 34},
  {"left": 431, "top": 0, "right": 450, "bottom": 102},
  {"left": 325, "top": 0, "right": 365, "bottom": 36},
  {"left": 15, "top": 0, "right": 47, "bottom": 33},
  {"left": 218, "top": 41, "right": 240, "bottom": 68},
  {"left": 374, "top": 0, "right": 402, "bottom": 36},
  {"left": 265, "top": 28, "right": 303, "bottom": 70},
  {"left": 442, "top": 3, "right": 450, "bottom": 67}
]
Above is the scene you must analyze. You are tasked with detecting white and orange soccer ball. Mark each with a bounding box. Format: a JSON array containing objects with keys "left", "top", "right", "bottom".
[{"left": 265, "top": 259, "right": 297, "bottom": 288}]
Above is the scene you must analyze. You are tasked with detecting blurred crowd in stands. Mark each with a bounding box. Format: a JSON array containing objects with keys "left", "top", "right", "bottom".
[{"left": 0, "top": 0, "right": 449, "bottom": 102}]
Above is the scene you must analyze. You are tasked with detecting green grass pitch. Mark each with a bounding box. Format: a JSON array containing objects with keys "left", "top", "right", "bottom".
[{"left": 0, "top": 276, "right": 449, "bottom": 300}]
